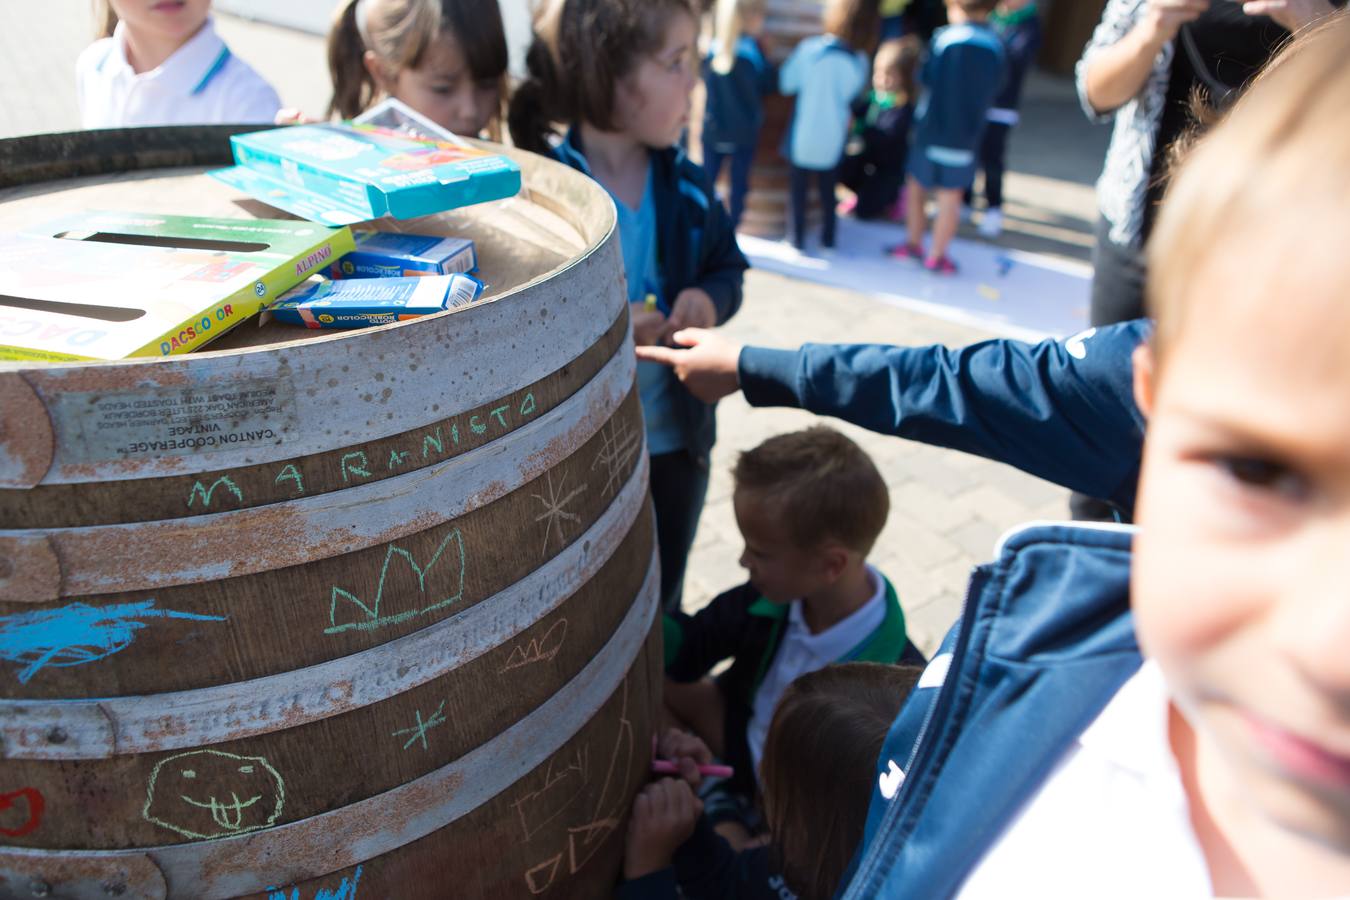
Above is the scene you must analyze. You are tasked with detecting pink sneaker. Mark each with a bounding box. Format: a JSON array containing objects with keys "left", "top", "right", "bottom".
[
  {"left": 837, "top": 195, "right": 858, "bottom": 217},
  {"left": 887, "top": 242, "right": 925, "bottom": 262},
  {"left": 924, "top": 255, "right": 958, "bottom": 275}
]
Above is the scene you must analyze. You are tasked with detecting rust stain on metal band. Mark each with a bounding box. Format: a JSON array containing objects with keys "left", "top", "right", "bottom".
[
  {"left": 0, "top": 534, "right": 61, "bottom": 603},
  {"left": 0, "top": 373, "right": 55, "bottom": 489}
]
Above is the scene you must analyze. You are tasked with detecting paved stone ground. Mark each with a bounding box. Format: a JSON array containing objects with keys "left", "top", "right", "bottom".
[{"left": 2, "top": 4, "right": 1113, "bottom": 654}]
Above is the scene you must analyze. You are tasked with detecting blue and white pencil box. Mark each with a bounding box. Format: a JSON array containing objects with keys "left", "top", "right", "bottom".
[
  {"left": 331, "top": 230, "right": 477, "bottom": 279},
  {"left": 269, "top": 274, "right": 484, "bottom": 329}
]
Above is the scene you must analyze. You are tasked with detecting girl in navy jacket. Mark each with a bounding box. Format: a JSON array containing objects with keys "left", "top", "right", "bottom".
[{"left": 509, "top": 0, "right": 748, "bottom": 614}]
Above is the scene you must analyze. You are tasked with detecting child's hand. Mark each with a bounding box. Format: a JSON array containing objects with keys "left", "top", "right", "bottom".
[
  {"left": 662, "top": 288, "right": 718, "bottom": 345},
  {"left": 630, "top": 303, "right": 669, "bottom": 346},
  {"left": 634, "top": 329, "right": 743, "bottom": 404},
  {"left": 274, "top": 107, "right": 318, "bottom": 126},
  {"left": 623, "top": 778, "right": 704, "bottom": 880},
  {"left": 657, "top": 728, "right": 714, "bottom": 787}
]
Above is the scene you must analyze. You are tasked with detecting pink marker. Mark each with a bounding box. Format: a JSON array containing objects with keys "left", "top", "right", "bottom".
[{"left": 651, "top": 760, "right": 734, "bottom": 778}]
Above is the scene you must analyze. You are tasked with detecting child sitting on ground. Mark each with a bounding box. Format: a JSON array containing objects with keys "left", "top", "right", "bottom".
[
  {"left": 620, "top": 663, "right": 922, "bottom": 900},
  {"left": 839, "top": 35, "right": 921, "bottom": 221},
  {"left": 662, "top": 426, "right": 924, "bottom": 847},
  {"left": 888, "top": 0, "right": 1005, "bottom": 274}
]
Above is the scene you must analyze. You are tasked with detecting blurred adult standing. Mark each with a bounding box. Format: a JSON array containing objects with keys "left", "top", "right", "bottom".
[{"left": 1077, "top": 0, "right": 1338, "bottom": 327}]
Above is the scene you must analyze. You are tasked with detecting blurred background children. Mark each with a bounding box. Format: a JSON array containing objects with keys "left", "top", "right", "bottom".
[
  {"left": 77, "top": 0, "right": 280, "bottom": 127},
  {"left": 888, "top": 0, "right": 1005, "bottom": 274},
  {"left": 839, "top": 35, "right": 920, "bottom": 221},
  {"left": 701, "top": 0, "right": 776, "bottom": 231},
  {"left": 663, "top": 427, "right": 923, "bottom": 847},
  {"left": 779, "top": 0, "right": 878, "bottom": 253},
  {"left": 965, "top": 0, "right": 1041, "bottom": 237},
  {"left": 620, "top": 663, "right": 921, "bottom": 900},
  {"left": 327, "top": 0, "right": 508, "bottom": 137},
  {"left": 509, "top": 0, "right": 747, "bottom": 615}
]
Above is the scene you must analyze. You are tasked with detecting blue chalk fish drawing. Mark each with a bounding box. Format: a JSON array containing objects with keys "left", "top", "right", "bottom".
[
  {"left": 0, "top": 599, "right": 227, "bottom": 684},
  {"left": 267, "top": 865, "right": 363, "bottom": 900}
]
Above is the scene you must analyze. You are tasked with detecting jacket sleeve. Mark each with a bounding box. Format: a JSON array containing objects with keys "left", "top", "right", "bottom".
[
  {"left": 616, "top": 868, "right": 679, "bottom": 900},
  {"left": 665, "top": 583, "right": 759, "bottom": 681},
  {"left": 673, "top": 816, "right": 788, "bottom": 900},
  {"left": 738, "top": 322, "right": 1149, "bottom": 512},
  {"left": 693, "top": 183, "right": 748, "bottom": 326},
  {"left": 779, "top": 44, "right": 804, "bottom": 95}
]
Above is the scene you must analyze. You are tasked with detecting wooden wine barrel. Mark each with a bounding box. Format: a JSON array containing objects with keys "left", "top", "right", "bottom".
[{"left": 0, "top": 126, "right": 659, "bottom": 899}]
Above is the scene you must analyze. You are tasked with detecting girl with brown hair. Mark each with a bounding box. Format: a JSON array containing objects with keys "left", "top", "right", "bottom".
[
  {"left": 325, "top": 0, "right": 508, "bottom": 137},
  {"left": 619, "top": 663, "right": 920, "bottom": 899},
  {"left": 508, "top": 0, "right": 748, "bottom": 616}
]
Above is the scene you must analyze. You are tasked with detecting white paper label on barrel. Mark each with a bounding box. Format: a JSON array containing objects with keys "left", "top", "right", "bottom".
[{"left": 58, "top": 378, "right": 299, "bottom": 460}]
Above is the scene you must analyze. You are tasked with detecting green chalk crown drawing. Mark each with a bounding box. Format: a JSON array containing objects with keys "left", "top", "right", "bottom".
[{"left": 327, "top": 528, "right": 465, "bottom": 634}]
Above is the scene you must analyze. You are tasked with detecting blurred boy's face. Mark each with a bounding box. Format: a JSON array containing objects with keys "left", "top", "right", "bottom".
[
  {"left": 1132, "top": 232, "right": 1350, "bottom": 853},
  {"left": 874, "top": 65, "right": 902, "bottom": 94},
  {"left": 733, "top": 489, "right": 835, "bottom": 604},
  {"left": 615, "top": 12, "right": 697, "bottom": 149}
]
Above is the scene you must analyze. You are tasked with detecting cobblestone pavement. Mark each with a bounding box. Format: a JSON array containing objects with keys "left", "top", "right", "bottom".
[{"left": 5, "top": 3, "right": 1111, "bottom": 654}]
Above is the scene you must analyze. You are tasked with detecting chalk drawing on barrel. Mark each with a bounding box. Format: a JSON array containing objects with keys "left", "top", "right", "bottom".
[
  {"left": 513, "top": 743, "right": 590, "bottom": 841},
  {"left": 144, "top": 749, "right": 285, "bottom": 840},
  {"left": 532, "top": 471, "right": 587, "bottom": 558},
  {"left": 326, "top": 528, "right": 465, "bottom": 634},
  {"left": 0, "top": 787, "right": 44, "bottom": 837},
  {"left": 0, "top": 599, "right": 227, "bottom": 684},
  {"left": 392, "top": 699, "right": 448, "bottom": 751},
  {"left": 591, "top": 418, "right": 640, "bottom": 499},
  {"left": 499, "top": 618, "right": 568, "bottom": 675},
  {"left": 267, "top": 865, "right": 363, "bottom": 900},
  {"left": 187, "top": 475, "right": 244, "bottom": 510},
  {"left": 521, "top": 677, "right": 635, "bottom": 893}
]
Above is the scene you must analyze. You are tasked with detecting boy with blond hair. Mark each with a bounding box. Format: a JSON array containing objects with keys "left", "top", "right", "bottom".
[{"left": 663, "top": 426, "right": 922, "bottom": 843}]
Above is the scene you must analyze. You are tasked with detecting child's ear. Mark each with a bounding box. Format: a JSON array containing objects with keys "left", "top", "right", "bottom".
[
  {"left": 363, "top": 50, "right": 396, "bottom": 95},
  {"left": 1132, "top": 342, "right": 1156, "bottom": 420},
  {"left": 819, "top": 544, "right": 851, "bottom": 582}
]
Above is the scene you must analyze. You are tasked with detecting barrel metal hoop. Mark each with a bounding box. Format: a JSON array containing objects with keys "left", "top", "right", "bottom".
[
  {"left": 0, "top": 542, "right": 659, "bottom": 899},
  {"left": 22, "top": 236, "right": 623, "bottom": 484},
  {"left": 0, "top": 337, "right": 635, "bottom": 596},
  {"left": 0, "top": 372, "right": 54, "bottom": 489},
  {"left": 0, "top": 450, "right": 648, "bottom": 760}
]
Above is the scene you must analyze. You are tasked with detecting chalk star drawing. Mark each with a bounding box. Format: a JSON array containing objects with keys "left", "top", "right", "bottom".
[
  {"left": 327, "top": 528, "right": 465, "bottom": 634},
  {"left": 499, "top": 619, "right": 569, "bottom": 675},
  {"left": 590, "top": 418, "right": 641, "bottom": 499},
  {"left": 267, "top": 865, "right": 363, "bottom": 900},
  {"left": 392, "top": 699, "right": 448, "bottom": 751},
  {"left": 531, "top": 471, "right": 587, "bottom": 558},
  {"left": 143, "top": 749, "right": 284, "bottom": 840},
  {"left": 0, "top": 599, "right": 227, "bottom": 684}
]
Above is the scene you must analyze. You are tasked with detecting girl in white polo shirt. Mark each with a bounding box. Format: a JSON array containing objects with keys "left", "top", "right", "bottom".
[{"left": 77, "top": 0, "right": 281, "bottom": 128}]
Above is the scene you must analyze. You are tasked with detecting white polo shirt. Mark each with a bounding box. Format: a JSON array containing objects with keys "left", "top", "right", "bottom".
[
  {"left": 957, "top": 661, "right": 1213, "bottom": 898},
  {"left": 746, "top": 565, "right": 888, "bottom": 772},
  {"left": 75, "top": 18, "right": 281, "bottom": 129}
]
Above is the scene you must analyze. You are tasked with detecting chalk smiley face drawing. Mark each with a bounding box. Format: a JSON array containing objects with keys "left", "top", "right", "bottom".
[{"left": 143, "top": 750, "right": 285, "bottom": 840}]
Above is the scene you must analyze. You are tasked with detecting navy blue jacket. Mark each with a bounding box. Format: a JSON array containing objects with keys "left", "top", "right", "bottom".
[
  {"left": 843, "top": 522, "right": 1139, "bottom": 897},
  {"left": 617, "top": 817, "right": 795, "bottom": 900},
  {"left": 912, "top": 23, "right": 1007, "bottom": 161},
  {"left": 990, "top": 7, "right": 1042, "bottom": 113},
  {"left": 737, "top": 321, "right": 1149, "bottom": 516},
  {"left": 553, "top": 132, "right": 749, "bottom": 462},
  {"left": 702, "top": 37, "right": 777, "bottom": 149}
]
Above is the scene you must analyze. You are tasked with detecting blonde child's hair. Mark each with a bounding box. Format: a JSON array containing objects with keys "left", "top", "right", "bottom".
[
  {"left": 92, "top": 0, "right": 118, "bottom": 39},
  {"left": 1147, "top": 9, "right": 1350, "bottom": 358},
  {"left": 711, "top": 0, "right": 768, "bottom": 76},
  {"left": 327, "top": 0, "right": 508, "bottom": 121},
  {"left": 874, "top": 35, "right": 921, "bottom": 103}
]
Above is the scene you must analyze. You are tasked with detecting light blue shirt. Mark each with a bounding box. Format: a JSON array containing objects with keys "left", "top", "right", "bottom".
[
  {"left": 608, "top": 165, "right": 686, "bottom": 455},
  {"left": 780, "top": 35, "right": 869, "bottom": 169}
]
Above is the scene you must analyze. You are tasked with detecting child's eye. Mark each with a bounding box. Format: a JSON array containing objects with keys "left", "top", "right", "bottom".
[{"left": 1214, "top": 455, "right": 1308, "bottom": 501}]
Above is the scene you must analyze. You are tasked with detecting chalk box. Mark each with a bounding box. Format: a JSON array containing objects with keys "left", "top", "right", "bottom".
[
  {"left": 0, "top": 212, "right": 355, "bottom": 362},
  {"left": 331, "top": 230, "right": 477, "bottom": 279},
  {"left": 211, "top": 122, "right": 522, "bottom": 226},
  {"left": 269, "top": 273, "right": 485, "bottom": 329}
]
